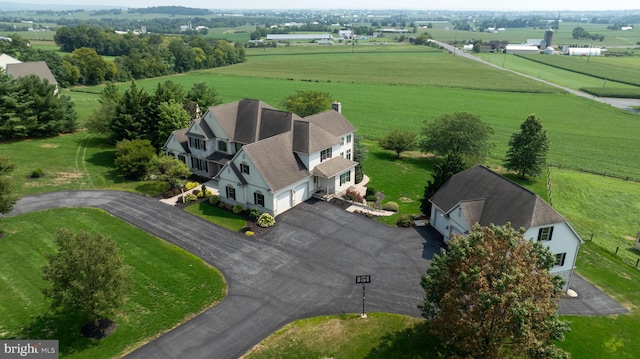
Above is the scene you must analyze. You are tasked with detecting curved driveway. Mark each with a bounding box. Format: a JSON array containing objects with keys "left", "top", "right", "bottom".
[{"left": 9, "top": 191, "right": 441, "bottom": 358}]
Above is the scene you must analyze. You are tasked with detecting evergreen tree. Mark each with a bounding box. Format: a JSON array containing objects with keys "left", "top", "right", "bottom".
[
  {"left": 108, "top": 81, "right": 151, "bottom": 144},
  {"left": 504, "top": 114, "right": 550, "bottom": 179},
  {"left": 353, "top": 134, "right": 367, "bottom": 184},
  {"left": 87, "top": 83, "right": 121, "bottom": 135},
  {"left": 420, "top": 153, "right": 466, "bottom": 216},
  {"left": 0, "top": 155, "right": 17, "bottom": 215}
]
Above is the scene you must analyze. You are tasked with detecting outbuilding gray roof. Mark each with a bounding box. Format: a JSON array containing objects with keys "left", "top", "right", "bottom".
[
  {"left": 430, "top": 165, "right": 565, "bottom": 229},
  {"left": 6, "top": 61, "right": 57, "bottom": 85}
]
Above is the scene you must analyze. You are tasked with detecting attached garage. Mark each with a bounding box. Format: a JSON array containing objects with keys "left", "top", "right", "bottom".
[
  {"left": 293, "top": 183, "right": 309, "bottom": 205},
  {"left": 275, "top": 191, "right": 292, "bottom": 215}
]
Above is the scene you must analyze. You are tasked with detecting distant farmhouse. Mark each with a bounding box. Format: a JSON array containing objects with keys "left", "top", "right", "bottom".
[
  {"left": 163, "top": 99, "right": 357, "bottom": 217},
  {"left": 429, "top": 166, "right": 582, "bottom": 288}
]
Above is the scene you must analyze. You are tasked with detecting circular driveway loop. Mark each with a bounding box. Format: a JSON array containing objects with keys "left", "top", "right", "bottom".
[
  {"left": 9, "top": 191, "right": 627, "bottom": 358},
  {"left": 9, "top": 191, "right": 442, "bottom": 358}
]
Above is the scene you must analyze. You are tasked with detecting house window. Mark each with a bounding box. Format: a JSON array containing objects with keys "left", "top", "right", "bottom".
[
  {"left": 235, "top": 143, "right": 243, "bottom": 152},
  {"left": 178, "top": 155, "right": 186, "bottom": 164},
  {"left": 346, "top": 149, "right": 351, "bottom": 160},
  {"left": 191, "top": 158, "right": 208, "bottom": 172},
  {"left": 340, "top": 152, "right": 344, "bottom": 158},
  {"left": 346, "top": 134, "right": 352, "bottom": 143},
  {"left": 555, "top": 253, "right": 567, "bottom": 267},
  {"left": 226, "top": 185, "right": 236, "bottom": 200},
  {"left": 341, "top": 137, "right": 345, "bottom": 145},
  {"left": 189, "top": 137, "right": 206, "bottom": 151},
  {"left": 538, "top": 227, "right": 554, "bottom": 241},
  {"left": 321, "top": 148, "right": 332, "bottom": 162},
  {"left": 254, "top": 191, "right": 264, "bottom": 206},
  {"left": 340, "top": 170, "right": 351, "bottom": 185},
  {"left": 218, "top": 140, "right": 227, "bottom": 152},
  {"left": 240, "top": 162, "right": 250, "bottom": 175}
]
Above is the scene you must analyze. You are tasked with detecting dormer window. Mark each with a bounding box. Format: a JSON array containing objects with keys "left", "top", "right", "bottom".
[
  {"left": 189, "top": 137, "right": 206, "bottom": 151},
  {"left": 538, "top": 227, "right": 554, "bottom": 241},
  {"left": 240, "top": 162, "right": 250, "bottom": 175},
  {"left": 320, "top": 148, "right": 332, "bottom": 162}
]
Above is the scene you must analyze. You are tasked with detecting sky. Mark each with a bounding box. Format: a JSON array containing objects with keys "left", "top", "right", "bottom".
[{"left": 10, "top": 1, "right": 640, "bottom": 12}]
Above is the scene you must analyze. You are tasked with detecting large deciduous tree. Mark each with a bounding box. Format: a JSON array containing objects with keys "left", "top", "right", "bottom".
[
  {"left": 420, "top": 112, "right": 494, "bottom": 166},
  {"left": 42, "top": 228, "right": 131, "bottom": 332},
  {"left": 420, "top": 223, "right": 570, "bottom": 359},
  {"left": 379, "top": 129, "right": 417, "bottom": 159},
  {"left": 420, "top": 153, "right": 466, "bottom": 216},
  {"left": 279, "top": 90, "right": 332, "bottom": 117},
  {"left": 187, "top": 82, "right": 221, "bottom": 111},
  {"left": 504, "top": 114, "right": 550, "bottom": 179}
]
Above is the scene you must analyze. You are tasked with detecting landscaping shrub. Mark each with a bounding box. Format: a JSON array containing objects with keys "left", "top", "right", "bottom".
[
  {"left": 185, "top": 181, "right": 198, "bottom": 190},
  {"left": 183, "top": 193, "right": 197, "bottom": 203},
  {"left": 366, "top": 194, "right": 378, "bottom": 202},
  {"left": 209, "top": 194, "right": 219, "bottom": 205},
  {"left": 383, "top": 201, "right": 399, "bottom": 212},
  {"left": 249, "top": 208, "right": 261, "bottom": 220},
  {"left": 31, "top": 168, "right": 44, "bottom": 178},
  {"left": 396, "top": 214, "right": 415, "bottom": 227},
  {"left": 257, "top": 213, "right": 275, "bottom": 228},
  {"left": 232, "top": 204, "right": 244, "bottom": 214},
  {"left": 365, "top": 187, "right": 376, "bottom": 197},
  {"left": 192, "top": 189, "right": 201, "bottom": 197},
  {"left": 245, "top": 231, "right": 255, "bottom": 236},
  {"left": 343, "top": 189, "right": 364, "bottom": 203},
  {"left": 204, "top": 189, "right": 214, "bottom": 197}
]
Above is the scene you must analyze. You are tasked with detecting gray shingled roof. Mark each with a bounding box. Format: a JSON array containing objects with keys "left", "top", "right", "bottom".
[
  {"left": 312, "top": 156, "right": 358, "bottom": 178},
  {"left": 186, "top": 118, "right": 215, "bottom": 139},
  {"left": 206, "top": 151, "right": 233, "bottom": 164},
  {"left": 305, "top": 109, "right": 356, "bottom": 136},
  {"left": 241, "top": 132, "right": 310, "bottom": 192},
  {"left": 207, "top": 99, "right": 282, "bottom": 143},
  {"left": 292, "top": 120, "right": 341, "bottom": 154},
  {"left": 6, "top": 61, "right": 57, "bottom": 85},
  {"left": 171, "top": 129, "right": 189, "bottom": 153},
  {"left": 430, "top": 165, "right": 565, "bottom": 229}
]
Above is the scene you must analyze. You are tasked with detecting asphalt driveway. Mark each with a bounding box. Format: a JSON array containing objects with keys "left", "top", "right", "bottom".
[
  {"left": 8, "top": 192, "right": 442, "bottom": 358},
  {"left": 8, "top": 191, "right": 627, "bottom": 358}
]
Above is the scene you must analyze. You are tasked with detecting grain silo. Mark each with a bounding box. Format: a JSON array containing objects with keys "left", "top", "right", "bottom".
[{"left": 544, "top": 29, "right": 554, "bottom": 47}]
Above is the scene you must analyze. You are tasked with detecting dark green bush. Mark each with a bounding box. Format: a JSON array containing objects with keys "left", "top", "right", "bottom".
[
  {"left": 365, "top": 187, "right": 376, "bottom": 197},
  {"left": 396, "top": 214, "right": 415, "bottom": 227},
  {"left": 209, "top": 194, "right": 219, "bottom": 205},
  {"left": 232, "top": 204, "right": 244, "bottom": 214},
  {"left": 31, "top": 168, "right": 44, "bottom": 178},
  {"left": 366, "top": 194, "right": 378, "bottom": 202}
]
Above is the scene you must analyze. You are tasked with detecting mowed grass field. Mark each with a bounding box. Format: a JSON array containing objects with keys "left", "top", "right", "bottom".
[{"left": 0, "top": 208, "right": 226, "bottom": 358}]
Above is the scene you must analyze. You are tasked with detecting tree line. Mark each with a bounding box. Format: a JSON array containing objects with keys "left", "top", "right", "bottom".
[{"left": 0, "top": 28, "right": 244, "bottom": 87}]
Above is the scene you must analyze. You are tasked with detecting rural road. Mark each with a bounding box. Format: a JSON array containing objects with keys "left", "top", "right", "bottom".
[
  {"left": 8, "top": 191, "right": 440, "bottom": 358},
  {"left": 428, "top": 39, "right": 640, "bottom": 112}
]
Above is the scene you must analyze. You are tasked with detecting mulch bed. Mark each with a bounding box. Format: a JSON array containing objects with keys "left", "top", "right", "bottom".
[{"left": 81, "top": 318, "right": 116, "bottom": 339}]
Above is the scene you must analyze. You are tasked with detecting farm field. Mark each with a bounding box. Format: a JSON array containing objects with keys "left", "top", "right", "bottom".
[
  {"left": 517, "top": 53, "right": 640, "bottom": 87},
  {"left": 3, "top": 38, "right": 640, "bottom": 358},
  {"left": 425, "top": 22, "right": 640, "bottom": 47},
  {"left": 0, "top": 208, "right": 226, "bottom": 359}
]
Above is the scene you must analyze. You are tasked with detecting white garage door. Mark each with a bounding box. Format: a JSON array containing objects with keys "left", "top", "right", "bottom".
[
  {"left": 293, "top": 183, "right": 309, "bottom": 205},
  {"left": 275, "top": 191, "right": 291, "bottom": 215}
]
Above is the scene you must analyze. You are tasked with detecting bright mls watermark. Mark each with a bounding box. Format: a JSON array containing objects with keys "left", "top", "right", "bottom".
[{"left": 0, "top": 341, "right": 58, "bottom": 358}]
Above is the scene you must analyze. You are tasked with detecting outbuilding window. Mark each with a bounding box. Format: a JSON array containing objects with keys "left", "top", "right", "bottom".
[{"left": 538, "top": 226, "right": 554, "bottom": 241}]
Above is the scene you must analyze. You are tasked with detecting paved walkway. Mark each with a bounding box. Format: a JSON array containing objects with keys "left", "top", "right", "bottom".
[{"left": 159, "top": 180, "right": 219, "bottom": 206}]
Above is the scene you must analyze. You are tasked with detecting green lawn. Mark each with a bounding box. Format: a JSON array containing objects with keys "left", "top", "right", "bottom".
[
  {"left": 0, "top": 208, "right": 226, "bottom": 358},
  {"left": 184, "top": 201, "right": 248, "bottom": 232}
]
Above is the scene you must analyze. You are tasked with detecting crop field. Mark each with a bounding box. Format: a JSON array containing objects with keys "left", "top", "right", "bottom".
[
  {"left": 425, "top": 22, "right": 640, "bottom": 47},
  {"left": 66, "top": 45, "right": 639, "bottom": 180},
  {"left": 517, "top": 53, "right": 640, "bottom": 87}
]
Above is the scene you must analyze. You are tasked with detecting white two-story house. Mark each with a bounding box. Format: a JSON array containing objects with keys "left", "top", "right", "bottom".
[
  {"left": 428, "top": 165, "right": 582, "bottom": 288},
  {"left": 163, "top": 98, "right": 357, "bottom": 216}
]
